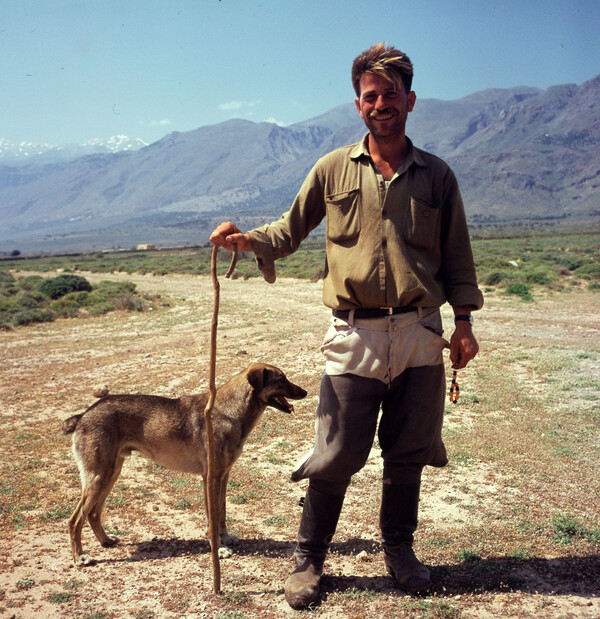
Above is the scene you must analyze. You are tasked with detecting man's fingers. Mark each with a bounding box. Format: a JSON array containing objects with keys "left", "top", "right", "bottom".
[{"left": 209, "top": 222, "right": 241, "bottom": 248}]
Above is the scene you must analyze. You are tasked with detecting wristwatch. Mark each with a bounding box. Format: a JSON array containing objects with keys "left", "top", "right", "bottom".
[{"left": 454, "top": 314, "right": 473, "bottom": 325}]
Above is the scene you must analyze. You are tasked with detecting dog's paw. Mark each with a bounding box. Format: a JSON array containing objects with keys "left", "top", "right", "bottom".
[
  {"left": 100, "top": 536, "right": 119, "bottom": 548},
  {"left": 220, "top": 533, "right": 239, "bottom": 547},
  {"left": 76, "top": 554, "right": 97, "bottom": 567},
  {"left": 218, "top": 546, "right": 233, "bottom": 559}
]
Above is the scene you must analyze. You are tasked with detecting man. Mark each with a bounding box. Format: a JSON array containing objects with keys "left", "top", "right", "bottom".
[{"left": 210, "top": 42, "right": 483, "bottom": 609}]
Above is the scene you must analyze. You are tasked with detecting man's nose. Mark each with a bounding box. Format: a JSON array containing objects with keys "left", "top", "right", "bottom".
[{"left": 375, "top": 95, "right": 387, "bottom": 109}]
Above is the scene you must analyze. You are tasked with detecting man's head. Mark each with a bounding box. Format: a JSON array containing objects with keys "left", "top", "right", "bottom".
[{"left": 351, "top": 42, "right": 414, "bottom": 97}]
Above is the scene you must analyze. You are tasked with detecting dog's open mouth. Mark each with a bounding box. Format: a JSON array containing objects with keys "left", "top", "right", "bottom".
[{"left": 268, "top": 395, "right": 294, "bottom": 413}]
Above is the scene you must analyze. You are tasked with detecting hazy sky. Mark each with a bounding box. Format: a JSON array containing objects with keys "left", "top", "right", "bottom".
[{"left": 2, "top": 0, "right": 599, "bottom": 146}]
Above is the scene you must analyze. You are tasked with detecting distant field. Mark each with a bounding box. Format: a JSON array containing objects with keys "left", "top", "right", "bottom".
[{"left": 3, "top": 231, "right": 600, "bottom": 293}]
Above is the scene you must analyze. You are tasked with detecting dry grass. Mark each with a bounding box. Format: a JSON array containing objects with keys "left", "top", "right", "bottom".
[{"left": 0, "top": 271, "right": 599, "bottom": 618}]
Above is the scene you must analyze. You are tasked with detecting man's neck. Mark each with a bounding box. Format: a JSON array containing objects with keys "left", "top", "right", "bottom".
[{"left": 367, "top": 133, "right": 409, "bottom": 180}]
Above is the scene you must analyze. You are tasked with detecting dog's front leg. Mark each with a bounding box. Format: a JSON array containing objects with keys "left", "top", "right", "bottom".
[{"left": 216, "top": 471, "right": 238, "bottom": 558}]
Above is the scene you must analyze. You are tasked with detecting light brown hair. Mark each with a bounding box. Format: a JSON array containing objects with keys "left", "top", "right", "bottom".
[{"left": 351, "top": 42, "right": 414, "bottom": 96}]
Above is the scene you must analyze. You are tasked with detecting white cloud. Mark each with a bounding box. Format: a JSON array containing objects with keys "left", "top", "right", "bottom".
[
  {"left": 219, "top": 100, "right": 259, "bottom": 111},
  {"left": 151, "top": 119, "right": 172, "bottom": 126},
  {"left": 264, "top": 117, "right": 288, "bottom": 126}
]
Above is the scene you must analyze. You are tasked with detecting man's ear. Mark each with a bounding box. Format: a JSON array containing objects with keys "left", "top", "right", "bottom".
[
  {"left": 408, "top": 90, "right": 416, "bottom": 113},
  {"left": 355, "top": 97, "right": 364, "bottom": 119}
]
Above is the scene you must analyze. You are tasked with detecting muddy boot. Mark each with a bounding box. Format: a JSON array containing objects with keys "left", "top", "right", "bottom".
[
  {"left": 284, "top": 483, "right": 345, "bottom": 609},
  {"left": 380, "top": 481, "right": 431, "bottom": 593}
]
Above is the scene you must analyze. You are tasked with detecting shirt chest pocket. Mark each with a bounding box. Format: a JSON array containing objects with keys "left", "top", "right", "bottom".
[
  {"left": 326, "top": 188, "right": 361, "bottom": 243},
  {"left": 405, "top": 196, "right": 441, "bottom": 249}
]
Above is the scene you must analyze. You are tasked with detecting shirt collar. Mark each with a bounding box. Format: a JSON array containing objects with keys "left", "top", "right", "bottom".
[{"left": 350, "top": 134, "right": 427, "bottom": 169}]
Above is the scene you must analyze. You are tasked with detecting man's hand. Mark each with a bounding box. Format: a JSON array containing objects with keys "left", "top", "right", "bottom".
[
  {"left": 450, "top": 321, "right": 479, "bottom": 369},
  {"left": 209, "top": 221, "right": 254, "bottom": 252}
]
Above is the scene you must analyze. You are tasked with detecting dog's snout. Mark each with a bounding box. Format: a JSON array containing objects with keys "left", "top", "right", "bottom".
[{"left": 294, "top": 385, "right": 308, "bottom": 399}]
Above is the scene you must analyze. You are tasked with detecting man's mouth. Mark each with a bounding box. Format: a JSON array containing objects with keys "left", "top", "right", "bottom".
[{"left": 369, "top": 112, "right": 394, "bottom": 121}]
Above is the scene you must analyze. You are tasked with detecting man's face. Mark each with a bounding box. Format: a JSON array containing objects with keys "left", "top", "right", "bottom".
[{"left": 355, "top": 72, "right": 416, "bottom": 139}]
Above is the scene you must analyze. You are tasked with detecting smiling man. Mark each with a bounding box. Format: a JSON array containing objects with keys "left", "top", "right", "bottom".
[{"left": 210, "top": 42, "right": 483, "bottom": 609}]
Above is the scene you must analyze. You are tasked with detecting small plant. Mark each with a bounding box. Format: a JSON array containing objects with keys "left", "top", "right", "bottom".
[
  {"left": 39, "top": 506, "right": 72, "bottom": 521},
  {"left": 508, "top": 548, "right": 532, "bottom": 560},
  {"left": 48, "top": 591, "right": 72, "bottom": 604},
  {"left": 16, "top": 578, "right": 35, "bottom": 590},
  {"left": 175, "top": 498, "right": 192, "bottom": 510},
  {"left": 551, "top": 511, "right": 600, "bottom": 544},
  {"left": 264, "top": 514, "right": 288, "bottom": 527},
  {"left": 457, "top": 549, "right": 481, "bottom": 563}
]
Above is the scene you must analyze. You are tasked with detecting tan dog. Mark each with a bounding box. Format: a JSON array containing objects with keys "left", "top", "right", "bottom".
[{"left": 62, "top": 363, "right": 307, "bottom": 566}]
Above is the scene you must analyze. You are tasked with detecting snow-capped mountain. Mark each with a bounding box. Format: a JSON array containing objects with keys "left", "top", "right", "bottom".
[{"left": 0, "top": 136, "right": 149, "bottom": 165}]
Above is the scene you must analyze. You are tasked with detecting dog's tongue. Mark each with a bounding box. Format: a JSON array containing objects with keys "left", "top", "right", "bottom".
[{"left": 277, "top": 395, "right": 294, "bottom": 412}]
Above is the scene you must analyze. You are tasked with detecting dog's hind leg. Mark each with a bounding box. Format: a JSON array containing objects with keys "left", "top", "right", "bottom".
[
  {"left": 68, "top": 455, "right": 124, "bottom": 566},
  {"left": 69, "top": 473, "right": 113, "bottom": 566},
  {"left": 87, "top": 455, "right": 125, "bottom": 548},
  {"left": 68, "top": 492, "right": 92, "bottom": 566}
]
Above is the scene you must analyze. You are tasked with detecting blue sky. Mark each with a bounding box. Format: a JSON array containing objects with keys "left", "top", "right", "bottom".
[{"left": 1, "top": 0, "right": 599, "bottom": 145}]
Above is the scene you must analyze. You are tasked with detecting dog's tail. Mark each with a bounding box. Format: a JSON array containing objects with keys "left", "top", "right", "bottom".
[{"left": 62, "top": 414, "right": 83, "bottom": 435}]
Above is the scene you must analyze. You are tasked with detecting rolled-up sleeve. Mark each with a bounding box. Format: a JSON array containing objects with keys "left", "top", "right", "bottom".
[{"left": 249, "top": 163, "right": 326, "bottom": 283}]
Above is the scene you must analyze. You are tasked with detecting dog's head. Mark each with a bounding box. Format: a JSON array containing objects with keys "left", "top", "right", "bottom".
[{"left": 247, "top": 363, "right": 307, "bottom": 413}]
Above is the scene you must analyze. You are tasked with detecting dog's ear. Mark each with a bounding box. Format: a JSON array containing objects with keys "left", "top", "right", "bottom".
[{"left": 247, "top": 364, "right": 269, "bottom": 392}]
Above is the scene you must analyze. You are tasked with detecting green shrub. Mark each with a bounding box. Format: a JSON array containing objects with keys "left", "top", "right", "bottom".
[
  {"left": 17, "top": 275, "right": 44, "bottom": 291},
  {"left": 574, "top": 263, "right": 600, "bottom": 280},
  {"left": 113, "top": 294, "right": 146, "bottom": 311},
  {"left": 86, "top": 280, "right": 138, "bottom": 312},
  {"left": 0, "top": 270, "right": 16, "bottom": 286},
  {"left": 12, "top": 309, "right": 56, "bottom": 326},
  {"left": 484, "top": 270, "right": 513, "bottom": 286},
  {"left": 506, "top": 283, "right": 533, "bottom": 302},
  {"left": 49, "top": 295, "right": 82, "bottom": 318},
  {"left": 0, "top": 272, "right": 151, "bottom": 327},
  {"left": 16, "top": 290, "right": 47, "bottom": 308},
  {"left": 38, "top": 274, "right": 92, "bottom": 299},
  {"left": 525, "top": 266, "right": 557, "bottom": 286}
]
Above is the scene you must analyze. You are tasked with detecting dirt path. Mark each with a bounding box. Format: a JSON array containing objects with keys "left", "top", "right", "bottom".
[{"left": 1, "top": 272, "right": 598, "bottom": 618}]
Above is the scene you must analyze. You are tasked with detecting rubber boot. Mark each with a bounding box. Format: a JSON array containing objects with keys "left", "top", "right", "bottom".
[
  {"left": 380, "top": 481, "right": 431, "bottom": 593},
  {"left": 284, "top": 485, "right": 345, "bottom": 609}
]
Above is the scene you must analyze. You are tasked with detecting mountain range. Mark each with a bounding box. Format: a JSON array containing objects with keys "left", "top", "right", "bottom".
[
  {"left": 0, "top": 136, "right": 149, "bottom": 165},
  {"left": 1, "top": 75, "right": 599, "bottom": 252}
]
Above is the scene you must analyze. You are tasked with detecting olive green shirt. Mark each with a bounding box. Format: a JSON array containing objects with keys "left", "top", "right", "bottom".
[{"left": 250, "top": 135, "right": 484, "bottom": 312}]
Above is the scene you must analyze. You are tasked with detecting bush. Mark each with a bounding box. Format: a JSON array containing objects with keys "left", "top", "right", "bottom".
[
  {"left": 525, "top": 266, "right": 557, "bottom": 286},
  {"left": 12, "top": 309, "right": 56, "bottom": 326},
  {"left": 113, "top": 294, "right": 146, "bottom": 312},
  {"left": 0, "top": 272, "right": 152, "bottom": 327},
  {"left": 484, "top": 270, "right": 513, "bottom": 286},
  {"left": 38, "top": 274, "right": 92, "bottom": 299},
  {"left": 86, "top": 280, "right": 137, "bottom": 312},
  {"left": 18, "top": 275, "right": 44, "bottom": 291},
  {"left": 506, "top": 283, "right": 533, "bottom": 302},
  {"left": 16, "top": 290, "right": 47, "bottom": 308},
  {"left": 0, "top": 271, "right": 16, "bottom": 286},
  {"left": 574, "top": 263, "right": 600, "bottom": 280}
]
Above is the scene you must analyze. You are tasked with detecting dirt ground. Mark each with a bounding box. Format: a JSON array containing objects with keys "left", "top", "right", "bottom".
[{"left": 1, "top": 270, "right": 599, "bottom": 618}]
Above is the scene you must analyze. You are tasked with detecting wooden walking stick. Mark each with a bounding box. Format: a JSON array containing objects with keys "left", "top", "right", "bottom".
[{"left": 204, "top": 244, "right": 238, "bottom": 595}]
